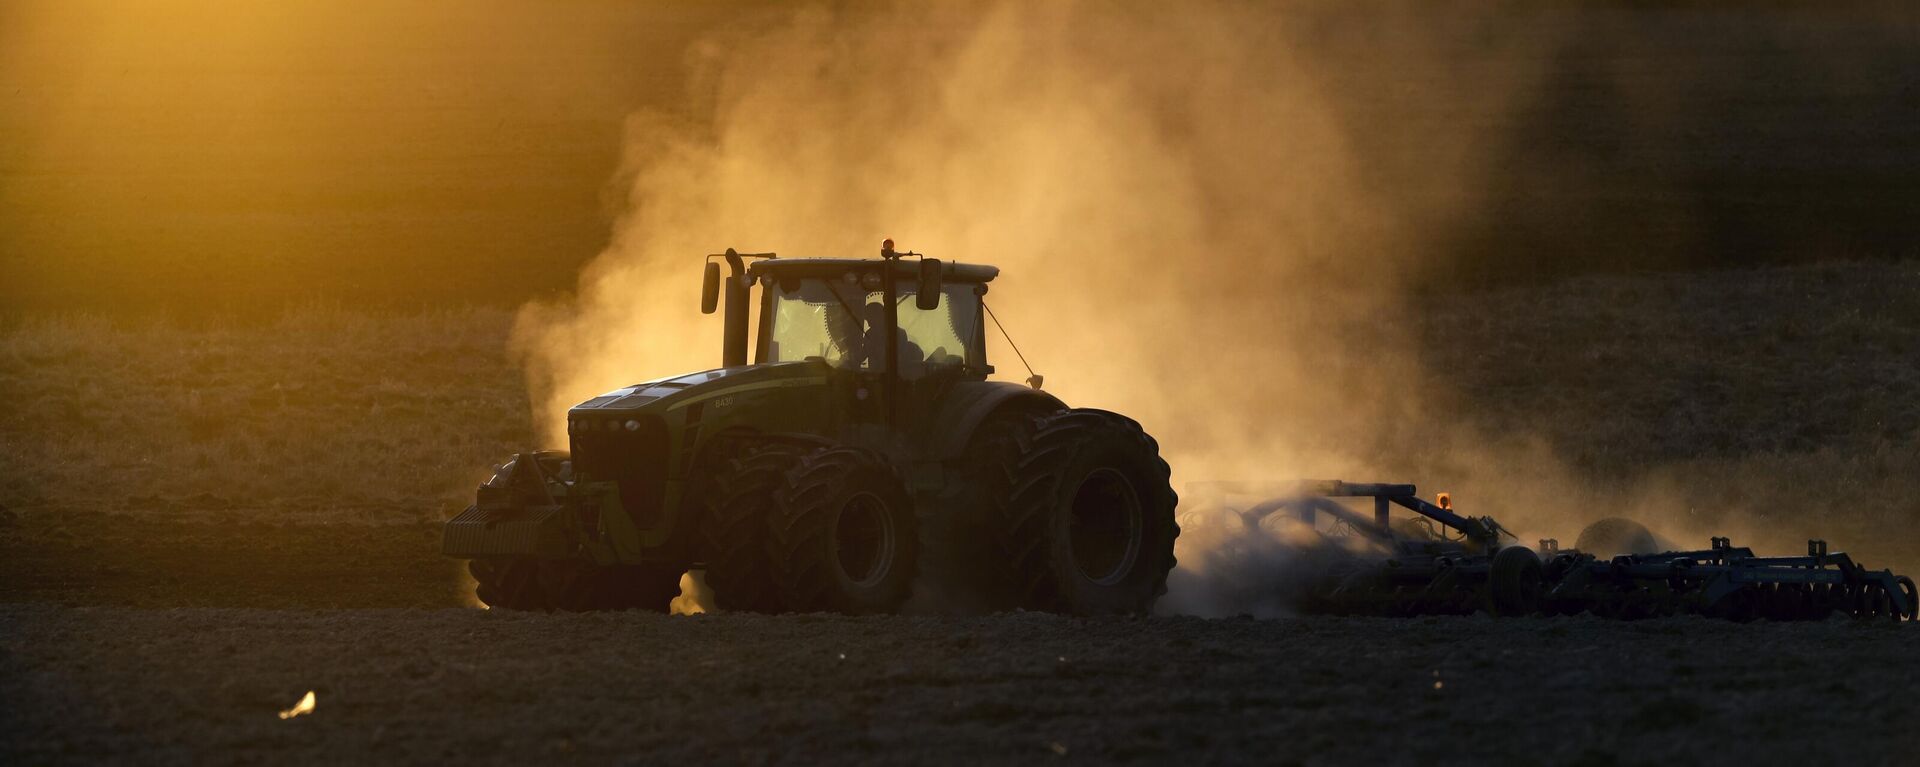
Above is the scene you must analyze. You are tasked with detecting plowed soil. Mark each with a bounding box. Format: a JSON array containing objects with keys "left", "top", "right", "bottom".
[
  {"left": 6, "top": 262, "right": 1920, "bottom": 764},
  {"left": 3, "top": 512, "right": 1917, "bottom": 766},
  {"left": 0, "top": 513, "right": 457, "bottom": 610}
]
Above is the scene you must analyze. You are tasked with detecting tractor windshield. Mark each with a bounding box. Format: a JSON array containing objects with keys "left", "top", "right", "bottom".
[{"left": 765, "top": 277, "right": 980, "bottom": 377}]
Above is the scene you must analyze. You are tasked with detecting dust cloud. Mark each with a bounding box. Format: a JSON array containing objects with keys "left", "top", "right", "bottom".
[
  {"left": 506, "top": 2, "right": 1779, "bottom": 615},
  {"left": 517, "top": 1, "right": 1542, "bottom": 459}
]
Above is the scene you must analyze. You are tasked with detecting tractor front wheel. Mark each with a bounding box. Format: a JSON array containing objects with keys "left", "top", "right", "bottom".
[
  {"left": 470, "top": 558, "right": 546, "bottom": 610},
  {"left": 701, "top": 443, "right": 806, "bottom": 613}
]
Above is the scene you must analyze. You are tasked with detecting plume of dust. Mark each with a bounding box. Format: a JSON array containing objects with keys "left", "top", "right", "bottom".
[
  {"left": 670, "top": 571, "right": 712, "bottom": 615},
  {"left": 507, "top": 1, "right": 1674, "bottom": 615}
]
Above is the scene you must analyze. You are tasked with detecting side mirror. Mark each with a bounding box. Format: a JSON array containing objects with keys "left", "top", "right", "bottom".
[
  {"left": 701, "top": 261, "right": 720, "bottom": 314},
  {"left": 915, "top": 258, "right": 942, "bottom": 311}
]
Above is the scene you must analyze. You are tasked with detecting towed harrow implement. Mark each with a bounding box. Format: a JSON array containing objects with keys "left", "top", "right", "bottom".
[{"left": 1188, "top": 480, "right": 1917, "bottom": 622}]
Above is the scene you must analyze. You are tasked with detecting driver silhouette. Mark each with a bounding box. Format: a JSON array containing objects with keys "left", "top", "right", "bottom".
[{"left": 855, "top": 302, "right": 925, "bottom": 374}]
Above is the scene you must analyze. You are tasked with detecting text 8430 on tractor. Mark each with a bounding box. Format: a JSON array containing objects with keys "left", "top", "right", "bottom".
[{"left": 444, "top": 241, "right": 1179, "bottom": 615}]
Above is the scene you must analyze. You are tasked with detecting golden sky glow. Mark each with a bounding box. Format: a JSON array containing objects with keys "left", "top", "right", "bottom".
[{"left": 0, "top": 1, "right": 767, "bottom": 311}]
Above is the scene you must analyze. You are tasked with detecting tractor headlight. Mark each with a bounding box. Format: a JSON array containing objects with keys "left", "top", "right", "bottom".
[{"left": 624, "top": 419, "right": 642, "bottom": 431}]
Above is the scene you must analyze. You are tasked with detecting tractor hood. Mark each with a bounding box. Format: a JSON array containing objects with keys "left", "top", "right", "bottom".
[
  {"left": 567, "top": 360, "right": 831, "bottom": 419},
  {"left": 561, "top": 361, "right": 833, "bottom": 548}
]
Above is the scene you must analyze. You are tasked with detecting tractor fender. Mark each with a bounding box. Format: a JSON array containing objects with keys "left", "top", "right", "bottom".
[{"left": 925, "top": 381, "right": 1065, "bottom": 461}]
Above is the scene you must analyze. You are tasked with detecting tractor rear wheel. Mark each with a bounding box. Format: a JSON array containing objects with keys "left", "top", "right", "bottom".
[
  {"left": 924, "top": 409, "right": 1048, "bottom": 610},
  {"left": 994, "top": 409, "right": 1178, "bottom": 615},
  {"left": 769, "top": 446, "right": 918, "bottom": 614},
  {"left": 701, "top": 443, "right": 806, "bottom": 612}
]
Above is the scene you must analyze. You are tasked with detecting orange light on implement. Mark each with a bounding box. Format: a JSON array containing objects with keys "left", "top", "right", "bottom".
[{"left": 1436, "top": 492, "right": 1452, "bottom": 510}]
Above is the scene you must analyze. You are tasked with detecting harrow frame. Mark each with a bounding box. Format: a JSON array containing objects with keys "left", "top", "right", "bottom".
[{"left": 1192, "top": 480, "right": 1916, "bottom": 622}]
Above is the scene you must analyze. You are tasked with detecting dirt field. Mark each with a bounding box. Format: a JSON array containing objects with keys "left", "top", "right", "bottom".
[
  {"left": 4, "top": 263, "right": 1918, "bottom": 763},
  {"left": 4, "top": 606, "right": 1915, "bottom": 766}
]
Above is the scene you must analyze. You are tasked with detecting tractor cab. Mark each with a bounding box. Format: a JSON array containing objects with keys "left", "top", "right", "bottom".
[{"left": 703, "top": 240, "right": 999, "bottom": 383}]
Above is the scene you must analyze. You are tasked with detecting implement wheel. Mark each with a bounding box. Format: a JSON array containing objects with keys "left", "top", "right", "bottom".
[
  {"left": 1487, "top": 546, "right": 1543, "bottom": 616},
  {"left": 768, "top": 446, "right": 918, "bottom": 614},
  {"left": 701, "top": 443, "right": 806, "bottom": 612},
  {"left": 993, "top": 409, "right": 1178, "bottom": 615}
]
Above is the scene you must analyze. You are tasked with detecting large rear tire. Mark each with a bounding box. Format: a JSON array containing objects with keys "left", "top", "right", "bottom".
[
  {"left": 994, "top": 409, "right": 1179, "bottom": 615},
  {"left": 768, "top": 446, "right": 919, "bottom": 614},
  {"left": 701, "top": 444, "right": 805, "bottom": 613},
  {"left": 922, "top": 410, "right": 1049, "bottom": 610}
]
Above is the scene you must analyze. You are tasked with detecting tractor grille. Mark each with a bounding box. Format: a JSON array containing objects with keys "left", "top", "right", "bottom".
[{"left": 570, "top": 415, "right": 670, "bottom": 529}]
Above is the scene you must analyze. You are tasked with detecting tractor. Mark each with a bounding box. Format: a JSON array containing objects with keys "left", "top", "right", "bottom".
[{"left": 444, "top": 242, "right": 1179, "bottom": 615}]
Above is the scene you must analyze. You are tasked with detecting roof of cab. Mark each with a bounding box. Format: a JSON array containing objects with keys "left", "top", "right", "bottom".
[{"left": 747, "top": 258, "right": 999, "bottom": 283}]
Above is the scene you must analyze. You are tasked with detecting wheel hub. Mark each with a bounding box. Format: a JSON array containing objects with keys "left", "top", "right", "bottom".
[
  {"left": 831, "top": 491, "right": 895, "bottom": 587},
  {"left": 1068, "top": 468, "right": 1143, "bottom": 585}
]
